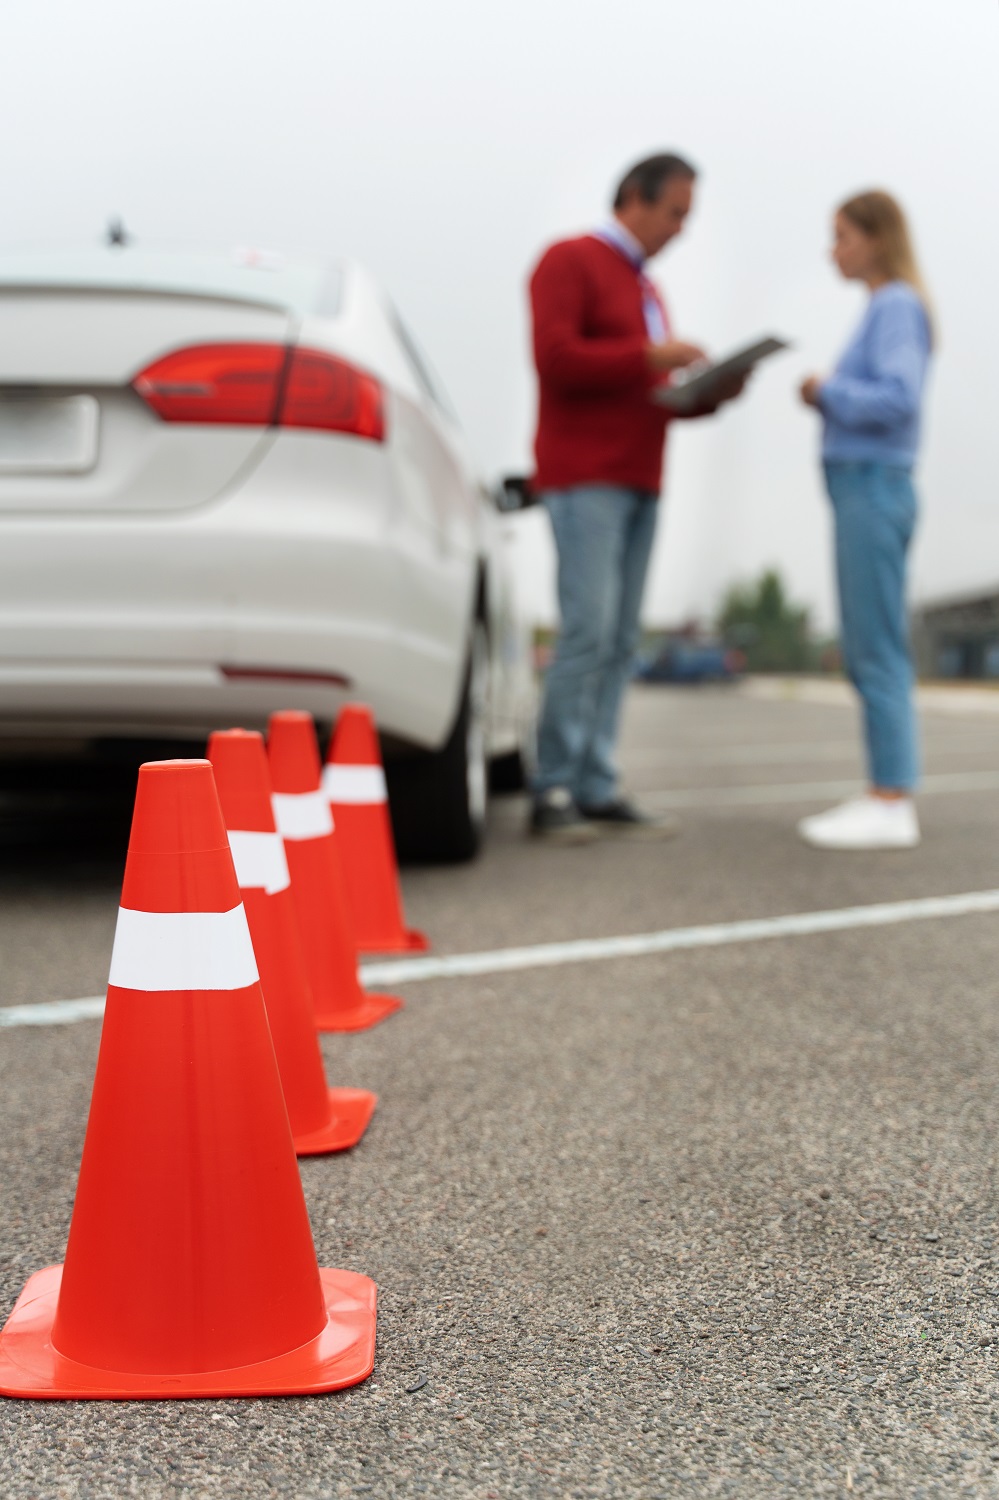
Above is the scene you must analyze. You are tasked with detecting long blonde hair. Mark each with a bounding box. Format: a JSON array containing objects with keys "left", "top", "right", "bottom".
[{"left": 838, "top": 189, "right": 935, "bottom": 342}]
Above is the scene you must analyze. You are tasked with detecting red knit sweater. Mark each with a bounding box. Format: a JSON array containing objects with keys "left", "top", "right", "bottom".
[{"left": 530, "top": 234, "right": 674, "bottom": 495}]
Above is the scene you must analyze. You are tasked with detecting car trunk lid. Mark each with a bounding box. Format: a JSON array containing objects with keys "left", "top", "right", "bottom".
[{"left": 0, "top": 251, "right": 330, "bottom": 514}]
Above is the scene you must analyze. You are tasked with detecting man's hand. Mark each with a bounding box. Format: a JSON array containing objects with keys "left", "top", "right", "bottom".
[
  {"left": 799, "top": 375, "right": 823, "bottom": 408},
  {"left": 646, "top": 339, "right": 708, "bottom": 374},
  {"left": 683, "top": 369, "right": 751, "bottom": 416},
  {"left": 712, "top": 371, "right": 750, "bottom": 405}
]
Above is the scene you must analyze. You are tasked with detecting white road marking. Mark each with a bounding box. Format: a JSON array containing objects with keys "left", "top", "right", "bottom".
[
  {"left": 6, "top": 887, "right": 999, "bottom": 1028},
  {"left": 1, "top": 996, "right": 106, "bottom": 1027},
  {"left": 622, "top": 741, "right": 862, "bottom": 769},
  {"left": 741, "top": 676, "right": 999, "bottom": 715},
  {"left": 361, "top": 889, "right": 999, "bottom": 984},
  {"left": 623, "top": 738, "right": 998, "bottom": 770},
  {"left": 642, "top": 770, "right": 999, "bottom": 809}
]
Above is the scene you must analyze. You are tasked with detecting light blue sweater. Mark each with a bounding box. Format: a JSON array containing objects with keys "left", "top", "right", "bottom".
[{"left": 820, "top": 281, "right": 931, "bottom": 467}]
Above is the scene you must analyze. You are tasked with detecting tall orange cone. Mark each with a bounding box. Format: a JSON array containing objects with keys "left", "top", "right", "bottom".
[
  {"left": 207, "top": 729, "right": 376, "bottom": 1155},
  {"left": 0, "top": 759, "right": 376, "bottom": 1400},
  {"left": 267, "top": 711, "right": 403, "bottom": 1031},
  {"left": 323, "top": 704, "right": 429, "bottom": 954}
]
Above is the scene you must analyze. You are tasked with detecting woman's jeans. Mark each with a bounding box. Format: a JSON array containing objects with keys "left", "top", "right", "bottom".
[
  {"left": 824, "top": 460, "right": 919, "bottom": 791},
  {"left": 534, "top": 485, "right": 659, "bottom": 808}
]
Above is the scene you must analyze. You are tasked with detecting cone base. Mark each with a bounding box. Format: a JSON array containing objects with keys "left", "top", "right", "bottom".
[
  {"left": 294, "top": 1088, "right": 377, "bottom": 1157},
  {"left": 0, "top": 1264, "right": 376, "bottom": 1400},
  {"left": 315, "top": 992, "right": 404, "bottom": 1034},
  {"left": 357, "top": 928, "right": 429, "bottom": 956}
]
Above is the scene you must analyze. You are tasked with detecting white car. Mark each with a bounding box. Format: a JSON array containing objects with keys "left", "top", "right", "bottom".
[{"left": 0, "top": 245, "right": 535, "bottom": 860}]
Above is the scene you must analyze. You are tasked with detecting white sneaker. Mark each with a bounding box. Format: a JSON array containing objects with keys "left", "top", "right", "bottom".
[{"left": 798, "top": 795, "right": 920, "bottom": 850}]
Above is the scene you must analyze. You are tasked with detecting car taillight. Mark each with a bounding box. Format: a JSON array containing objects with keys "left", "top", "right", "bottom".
[
  {"left": 280, "top": 348, "right": 384, "bottom": 441},
  {"left": 132, "top": 344, "right": 385, "bottom": 441},
  {"left": 133, "top": 344, "right": 285, "bottom": 426}
]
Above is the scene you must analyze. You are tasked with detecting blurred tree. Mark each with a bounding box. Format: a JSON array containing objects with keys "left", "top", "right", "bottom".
[{"left": 718, "top": 569, "right": 815, "bottom": 672}]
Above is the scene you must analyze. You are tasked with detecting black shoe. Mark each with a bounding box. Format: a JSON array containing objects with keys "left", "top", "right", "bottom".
[
  {"left": 578, "top": 796, "right": 679, "bottom": 840},
  {"left": 529, "top": 788, "right": 600, "bottom": 844}
]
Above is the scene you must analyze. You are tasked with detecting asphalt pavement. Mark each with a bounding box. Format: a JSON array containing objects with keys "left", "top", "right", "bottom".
[{"left": 2, "top": 683, "right": 999, "bottom": 1498}]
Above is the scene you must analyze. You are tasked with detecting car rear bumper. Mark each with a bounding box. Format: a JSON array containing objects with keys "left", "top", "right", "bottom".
[
  {"left": 0, "top": 660, "right": 357, "bottom": 740},
  {"left": 0, "top": 433, "right": 472, "bottom": 747}
]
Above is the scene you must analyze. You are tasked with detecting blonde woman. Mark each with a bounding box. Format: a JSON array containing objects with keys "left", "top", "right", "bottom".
[{"left": 799, "top": 191, "right": 933, "bottom": 849}]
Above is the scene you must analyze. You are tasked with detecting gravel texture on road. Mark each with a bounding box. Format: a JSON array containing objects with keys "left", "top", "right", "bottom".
[{"left": 2, "top": 688, "right": 999, "bottom": 1498}]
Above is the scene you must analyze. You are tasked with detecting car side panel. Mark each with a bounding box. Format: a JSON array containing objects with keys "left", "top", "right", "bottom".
[
  {"left": 479, "top": 500, "right": 537, "bottom": 759},
  {"left": 385, "top": 391, "right": 478, "bottom": 741}
]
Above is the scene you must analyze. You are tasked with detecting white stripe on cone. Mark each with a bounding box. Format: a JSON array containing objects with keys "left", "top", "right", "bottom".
[
  {"left": 227, "top": 830, "right": 291, "bottom": 894},
  {"left": 322, "top": 764, "right": 387, "bottom": 804},
  {"left": 108, "top": 906, "right": 260, "bottom": 992},
  {"left": 271, "top": 790, "right": 334, "bottom": 840}
]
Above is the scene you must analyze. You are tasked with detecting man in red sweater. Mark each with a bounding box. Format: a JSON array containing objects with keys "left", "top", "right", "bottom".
[{"left": 529, "top": 151, "right": 745, "bottom": 841}]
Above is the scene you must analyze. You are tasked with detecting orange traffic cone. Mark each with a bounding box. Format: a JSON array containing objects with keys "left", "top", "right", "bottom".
[
  {"left": 0, "top": 759, "right": 376, "bottom": 1400},
  {"left": 323, "top": 704, "right": 429, "bottom": 954},
  {"left": 207, "top": 729, "right": 376, "bottom": 1154},
  {"left": 267, "top": 711, "right": 403, "bottom": 1031}
]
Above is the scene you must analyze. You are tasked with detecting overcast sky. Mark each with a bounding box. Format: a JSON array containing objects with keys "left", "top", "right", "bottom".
[{"left": 3, "top": 0, "right": 997, "bottom": 629}]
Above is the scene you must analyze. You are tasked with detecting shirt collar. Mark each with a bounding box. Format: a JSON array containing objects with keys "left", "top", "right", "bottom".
[{"left": 595, "top": 217, "right": 648, "bottom": 269}]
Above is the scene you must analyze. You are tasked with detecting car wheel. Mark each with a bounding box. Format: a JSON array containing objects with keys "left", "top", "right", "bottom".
[{"left": 387, "top": 620, "right": 490, "bottom": 863}]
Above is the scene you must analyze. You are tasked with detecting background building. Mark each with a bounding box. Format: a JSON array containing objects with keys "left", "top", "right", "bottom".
[{"left": 913, "top": 587, "right": 999, "bottom": 680}]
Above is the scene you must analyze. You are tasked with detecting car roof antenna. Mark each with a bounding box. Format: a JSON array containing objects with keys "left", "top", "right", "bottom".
[{"left": 106, "top": 217, "right": 129, "bottom": 248}]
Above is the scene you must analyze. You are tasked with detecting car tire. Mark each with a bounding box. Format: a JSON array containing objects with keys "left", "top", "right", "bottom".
[{"left": 386, "top": 620, "right": 490, "bottom": 863}]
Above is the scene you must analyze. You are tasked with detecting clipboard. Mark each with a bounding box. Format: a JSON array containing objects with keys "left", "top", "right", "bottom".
[{"left": 652, "top": 336, "right": 791, "bottom": 414}]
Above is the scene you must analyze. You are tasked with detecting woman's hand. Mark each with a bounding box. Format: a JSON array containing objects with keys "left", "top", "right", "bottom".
[{"left": 799, "top": 375, "right": 824, "bottom": 408}]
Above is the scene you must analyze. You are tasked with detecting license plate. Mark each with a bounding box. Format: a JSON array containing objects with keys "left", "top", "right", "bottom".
[{"left": 0, "top": 395, "right": 99, "bottom": 474}]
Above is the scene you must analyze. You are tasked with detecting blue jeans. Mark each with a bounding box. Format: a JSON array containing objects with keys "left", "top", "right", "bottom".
[
  {"left": 535, "top": 484, "right": 659, "bottom": 807},
  {"left": 824, "top": 461, "right": 919, "bottom": 790}
]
